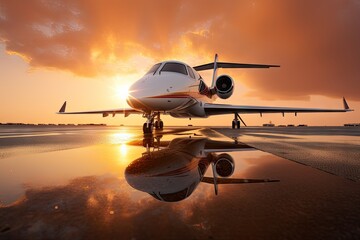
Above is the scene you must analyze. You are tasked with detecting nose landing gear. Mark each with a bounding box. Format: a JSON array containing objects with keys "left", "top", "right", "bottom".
[
  {"left": 143, "top": 122, "right": 153, "bottom": 134},
  {"left": 143, "top": 112, "right": 164, "bottom": 134}
]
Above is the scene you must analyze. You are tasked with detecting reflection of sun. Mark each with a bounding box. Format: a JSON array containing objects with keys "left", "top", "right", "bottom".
[
  {"left": 110, "top": 132, "right": 133, "bottom": 144},
  {"left": 119, "top": 143, "right": 128, "bottom": 156},
  {"left": 110, "top": 132, "right": 133, "bottom": 165},
  {"left": 117, "top": 143, "right": 132, "bottom": 165}
]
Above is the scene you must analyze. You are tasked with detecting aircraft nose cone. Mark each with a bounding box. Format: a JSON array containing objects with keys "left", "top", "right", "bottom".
[
  {"left": 125, "top": 159, "right": 144, "bottom": 176},
  {"left": 125, "top": 155, "right": 155, "bottom": 177},
  {"left": 126, "top": 95, "right": 147, "bottom": 111}
]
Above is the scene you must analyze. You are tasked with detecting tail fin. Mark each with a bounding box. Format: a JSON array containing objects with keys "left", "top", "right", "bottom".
[{"left": 211, "top": 53, "right": 219, "bottom": 88}]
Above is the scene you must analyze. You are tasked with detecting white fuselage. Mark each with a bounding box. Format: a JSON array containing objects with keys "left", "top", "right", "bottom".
[{"left": 126, "top": 61, "right": 215, "bottom": 118}]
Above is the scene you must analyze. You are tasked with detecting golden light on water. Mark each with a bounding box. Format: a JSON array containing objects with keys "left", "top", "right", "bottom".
[
  {"left": 110, "top": 132, "right": 133, "bottom": 144},
  {"left": 109, "top": 132, "right": 134, "bottom": 165},
  {"left": 119, "top": 143, "right": 128, "bottom": 156}
]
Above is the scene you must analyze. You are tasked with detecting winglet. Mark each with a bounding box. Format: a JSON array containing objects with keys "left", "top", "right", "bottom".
[
  {"left": 343, "top": 97, "right": 350, "bottom": 110},
  {"left": 59, "top": 101, "right": 67, "bottom": 113}
]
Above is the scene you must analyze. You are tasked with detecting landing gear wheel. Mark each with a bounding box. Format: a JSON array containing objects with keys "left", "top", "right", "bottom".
[
  {"left": 236, "top": 121, "right": 240, "bottom": 129},
  {"left": 143, "top": 123, "right": 153, "bottom": 134},
  {"left": 154, "top": 121, "right": 159, "bottom": 129},
  {"left": 143, "top": 123, "right": 147, "bottom": 133},
  {"left": 159, "top": 121, "right": 164, "bottom": 130},
  {"left": 142, "top": 137, "right": 154, "bottom": 147},
  {"left": 232, "top": 121, "right": 236, "bottom": 129}
]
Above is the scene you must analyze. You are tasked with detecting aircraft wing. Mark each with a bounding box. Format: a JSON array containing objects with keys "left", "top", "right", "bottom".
[
  {"left": 202, "top": 176, "right": 280, "bottom": 195},
  {"left": 56, "top": 101, "right": 141, "bottom": 117},
  {"left": 202, "top": 177, "right": 279, "bottom": 184},
  {"left": 203, "top": 140, "right": 254, "bottom": 153},
  {"left": 193, "top": 62, "right": 280, "bottom": 71},
  {"left": 204, "top": 97, "right": 353, "bottom": 116}
]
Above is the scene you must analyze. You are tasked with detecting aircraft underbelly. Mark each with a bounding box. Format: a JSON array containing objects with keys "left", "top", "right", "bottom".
[
  {"left": 145, "top": 98, "right": 190, "bottom": 111},
  {"left": 170, "top": 100, "right": 207, "bottom": 118}
]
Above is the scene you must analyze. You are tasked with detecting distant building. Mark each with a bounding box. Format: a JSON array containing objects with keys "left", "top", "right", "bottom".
[
  {"left": 263, "top": 121, "right": 275, "bottom": 127},
  {"left": 344, "top": 123, "right": 360, "bottom": 126}
]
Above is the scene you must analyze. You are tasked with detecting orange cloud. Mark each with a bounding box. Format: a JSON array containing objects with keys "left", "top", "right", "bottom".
[{"left": 0, "top": 0, "right": 359, "bottom": 100}]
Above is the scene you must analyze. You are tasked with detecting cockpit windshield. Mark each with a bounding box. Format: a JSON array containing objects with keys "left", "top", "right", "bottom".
[
  {"left": 160, "top": 62, "right": 188, "bottom": 75},
  {"left": 146, "top": 63, "right": 161, "bottom": 75}
]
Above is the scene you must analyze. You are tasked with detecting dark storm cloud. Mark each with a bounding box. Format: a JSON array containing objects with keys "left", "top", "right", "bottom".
[{"left": 0, "top": 0, "right": 359, "bottom": 100}]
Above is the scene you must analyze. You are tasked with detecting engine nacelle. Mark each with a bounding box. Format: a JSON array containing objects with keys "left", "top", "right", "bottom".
[
  {"left": 214, "top": 153, "right": 235, "bottom": 177},
  {"left": 215, "top": 75, "right": 234, "bottom": 99}
]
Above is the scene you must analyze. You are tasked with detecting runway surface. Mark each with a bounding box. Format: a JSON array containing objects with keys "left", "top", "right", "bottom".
[
  {"left": 214, "top": 127, "right": 360, "bottom": 181},
  {"left": 0, "top": 125, "right": 359, "bottom": 239}
]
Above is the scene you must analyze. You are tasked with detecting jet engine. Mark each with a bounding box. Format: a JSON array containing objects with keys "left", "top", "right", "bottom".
[
  {"left": 215, "top": 75, "right": 234, "bottom": 99},
  {"left": 214, "top": 153, "right": 235, "bottom": 177}
]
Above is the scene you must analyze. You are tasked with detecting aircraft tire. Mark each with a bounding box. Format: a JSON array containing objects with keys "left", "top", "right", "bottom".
[
  {"left": 232, "top": 121, "right": 235, "bottom": 129},
  {"left": 143, "top": 123, "right": 153, "bottom": 134},
  {"left": 159, "top": 121, "right": 164, "bottom": 129},
  {"left": 236, "top": 121, "right": 240, "bottom": 129}
]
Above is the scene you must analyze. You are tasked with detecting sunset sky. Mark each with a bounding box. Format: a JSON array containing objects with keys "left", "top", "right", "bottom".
[{"left": 0, "top": 0, "right": 359, "bottom": 126}]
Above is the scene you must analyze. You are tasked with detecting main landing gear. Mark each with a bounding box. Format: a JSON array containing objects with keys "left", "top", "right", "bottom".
[
  {"left": 154, "top": 112, "right": 164, "bottom": 130},
  {"left": 231, "top": 113, "right": 246, "bottom": 129},
  {"left": 232, "top": 118, "right": 240, "bottom": 129},
  {"left": 143, "top": 112, "right": 164, "bottom": 134}
]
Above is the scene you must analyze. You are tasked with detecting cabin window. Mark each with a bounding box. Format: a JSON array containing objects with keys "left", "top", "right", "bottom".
[
  {"left": 146, "top": 63, "right": 161, "bottom": 74},
  {"left": 160, "top": 62, "right": 188, "bottom": 75},
  {"left": 187, "top": 66, "right": 195, "bottom": 79}
]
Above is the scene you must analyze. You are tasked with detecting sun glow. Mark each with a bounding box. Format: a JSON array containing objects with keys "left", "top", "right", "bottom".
[
  {"left": 112, "top": 75, "right": 135, "bottom": 102},
  {"left": 115, "top": 85, "right": 130, "bottom": 100}
]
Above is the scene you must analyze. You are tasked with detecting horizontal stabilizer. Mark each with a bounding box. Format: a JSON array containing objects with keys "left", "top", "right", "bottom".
[{"left": 194, "top": 62, "right": 280, "bottom": 71}]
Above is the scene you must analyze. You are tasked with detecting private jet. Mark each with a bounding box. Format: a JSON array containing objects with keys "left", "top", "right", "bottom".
[
  {"left": 58, "top": 54, "right": 353, "bottom": 133},
  {"left": 125, "top": 136, "right": 279, "bottom": 202}
]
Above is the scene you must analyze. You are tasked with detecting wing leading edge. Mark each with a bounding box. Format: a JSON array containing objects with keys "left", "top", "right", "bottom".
[
  {"left": 57, "top": 101, "right": 141, "bottom": 117},
  {"left": 204, "top": 97, "right": 353, "bottom": 116},
  {"left": 193, "top": 62, "right": 280, "bottom": 71}
]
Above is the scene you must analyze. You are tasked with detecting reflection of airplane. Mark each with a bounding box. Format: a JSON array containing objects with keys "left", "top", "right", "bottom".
[
  {"left": 125, "top": 137, "right": 279, "bottom": 202},
  {"left": 58, "top": 54, "right": 353, "bottom": 133}
]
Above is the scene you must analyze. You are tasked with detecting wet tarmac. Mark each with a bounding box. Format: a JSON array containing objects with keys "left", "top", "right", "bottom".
[
  {"left": 0, "top": 125, "right": 359, "bottom": 239},
  {"left": 215, "top": 127, "right": 360, "bottom": 181}
]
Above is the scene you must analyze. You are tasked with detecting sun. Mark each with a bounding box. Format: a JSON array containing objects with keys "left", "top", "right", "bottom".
[{"left": 115, "top": 85, "right": 130, "bottom": 100}]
